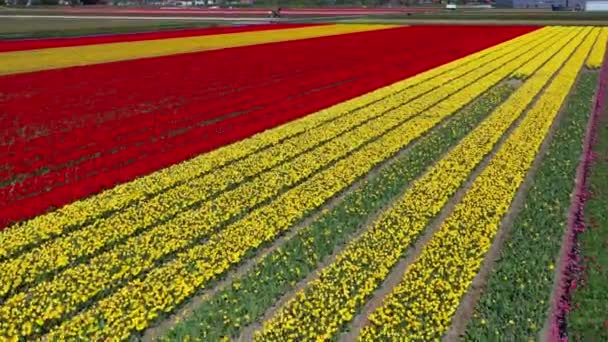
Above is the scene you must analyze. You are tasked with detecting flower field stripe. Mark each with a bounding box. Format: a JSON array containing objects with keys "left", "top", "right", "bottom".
[
  {"left": 254, "top": 27, "right": 588, "bottom": 341},
  {"left": 0, "top": 24, "right": 319, "bottom": 53},
  {"left": 161, "top": 83, "right": 516, "bottom": 341},
  {"left": 359, "top": 28, "right": 596, "bottom": 341},
  {"left": 465, "top": 72, "right": 598, "bottom": 342},
  {"left": 586, "top": 27, "right": 608, "bottom": 69},
  {"left": 0, "top": 27, "right": 541, "bottom": 251},
  {"left": 0, "top": 27, "right": 546, "bottom": 187},
  {"left": 0, "top": 27, "right": 552, "bottom": 297},
  {"left": 512, "top": 26, "right": 583, "bottom": 79},
  {"left": 39, "top": 28, "right": 562, "bottom": 341},
  {"left": 567, "top": 71, "right": 608, "bottom": 339},
  {"left": 0, "top": 26, "right": 555, "bottom": 302},
  {"left": 0, "top": 28, "right": 550, "bottom": 262},
  {"left": 0, "top": 24, "right": 396, "bottom": 76},
  {"left": 0, "top": 29, "right": 551, "bottom": 338},
  {"left": 0, "top": 27, "right": 537, "bottom": 187}
]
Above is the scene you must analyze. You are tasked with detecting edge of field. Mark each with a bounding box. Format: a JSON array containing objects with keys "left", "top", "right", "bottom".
[{"left": 565, "top": 53, "right": 608, "bottom": 340}]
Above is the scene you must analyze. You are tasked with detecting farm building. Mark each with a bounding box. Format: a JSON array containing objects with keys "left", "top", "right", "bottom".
[
  {"left": 494, "top": 0, "right": 563, "bottom": 8},
  {"left": 495, "top": 0, "right": 608, "bottom": 9}
]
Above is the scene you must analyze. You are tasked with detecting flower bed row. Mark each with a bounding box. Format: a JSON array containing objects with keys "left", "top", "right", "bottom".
[
  {"left": 0, "top": 27, "right": 545, "bottom": 340},
  {"left": 0, "top": 24, "right": 395, "bottom": 76},
  {"left": 0, "top": 24, "right": 318, "bottom": 53},
  {"left": 586, "top": 27, "right": 608, "bottom": 69},
  {"left": 0, "top": 26, "right": 551, "bottom": 305},
  {"left": 256, "top": 27, "right": 579, "bottom": 341},
  {"left": 27, "top": 30, "right": 553, "bottom": 340},
  {"left": 0, "top": 27, "right": 548, "bottom": 262},
  {"left": 360, "top": 27, "right": 597, "bottom": 341},
  {"left": 0, "top": 25, "right": 537, "bottom": 228},
  {"left": 161, "top": 82, "right": 515, "bottom": 341},
  {"left": 465, "top": 39, "right": 601, "bottom": 342}
]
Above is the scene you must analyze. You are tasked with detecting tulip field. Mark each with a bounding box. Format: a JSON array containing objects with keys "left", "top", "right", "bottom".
[{"left": 0, "top": 23, "right": 607, "bottom": 341}]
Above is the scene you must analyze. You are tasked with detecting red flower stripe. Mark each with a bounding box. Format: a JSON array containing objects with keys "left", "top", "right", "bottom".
[
  {"left": 0, "top": 23, "right": 319, "bottom": 53},
  {"left": 0, "top": 25, "right": 538, "bottom": 227}
]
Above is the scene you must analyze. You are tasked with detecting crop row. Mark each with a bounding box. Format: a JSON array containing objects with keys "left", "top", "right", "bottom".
[
  {"left": 0, "top": 26, "right": 548, "bottom": 260},
  {"left": 0, "top": 27, "right": 551, "bottom": 340},
  {"left": 0, "top": 24, "right": 316, "bottom": 53},
  {"left": 33, "top": 28, "right": 557, "bottom": 340},
  {"left": 586, "top": 27, "right": 608, "bottom": 69},
  {"left": 466, "top": 53, "right": 601, "bottom": 342},
  {"left": 568, "top": 66, "right": 608, "bottom": 340},
  {"left": 161, "top": 82, "right": 515, "bottom": 341},
  {"left": 255, "top": 27, "right": 583, "bottom": 341},
  {"left": 0, "top": 26, "right": 553, "bottom": 305},
  {"left": 359, "top": 26, "right": 597, "bottom": 341},
  {"left": 0, "top": 26, "right": 535, "bottom": 227},
  {"left": 0, "top": 24, "right": 393, "bottom": 76}
]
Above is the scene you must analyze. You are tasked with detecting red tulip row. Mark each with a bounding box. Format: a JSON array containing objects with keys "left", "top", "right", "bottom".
[{"left": 0, "top": 25, "right": 537, "bottom": 227}]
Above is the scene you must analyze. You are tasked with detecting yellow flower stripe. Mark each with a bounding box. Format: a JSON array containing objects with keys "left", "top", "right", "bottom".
[
  {"left": 0, "top": 24, "right": 395, "bottom": 76},
  {"left": 0, "top": 28, "right": 551, "bottom": 262},
  {"left": 512, "top": 27, "right": 585, "bottom": 78},
  {"left": 359, "top": 27, "right": 597, "bottom": 341},
  {"left": 586, "top": 27, "right": 608, "bottom": 68},
  {"left": 0, "top": 27, "right": 551, "bottom": 340},
  {"left": 254, "top": 27, "right": 589, "bottom": 341},
  {"left": 41, "top": 29, "right": 561, "bottom": 341},
  {"left": 0, "top": 27, "right": 556, "bottom": 303}
]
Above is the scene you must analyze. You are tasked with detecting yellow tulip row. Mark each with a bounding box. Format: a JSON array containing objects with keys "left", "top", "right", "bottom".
[
  {"left": 38, "top": 29, "right": 562, "bottom": 341},
  {"left": 0, "top": 27, "right": 553, "bottom": 301},
  {"left": 0, "top": 24, "right": 552, "bottom": 302},
  {"left": 586, "top": 27, "right": 608, "bottom": 69},
  {"left": 2, "top": 29, "right": 542, "bottom": 338},
  {"left": 254, "top": 27, "right": 590, "bottom": 341},
  {"left": 512, "top": 27, "right": 582, "bottom": 78},
  {"left": 0, "top": 24, "right": 396, "bottom": 76},
  {"left": 0, "top": 27, "right": 551, "bottom": 263},
  {"left": 359, "top": 27, "right": 597, "bottom": 341}
]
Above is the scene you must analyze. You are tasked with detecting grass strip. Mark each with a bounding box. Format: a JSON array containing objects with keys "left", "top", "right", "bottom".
[
  {"left": 464, "top": 72, "right": 598, "bottom": 341},
  {"left": 567, "top": 71, "right": 608, "bottom": 340},
  {"left": 0, "top": 22, "right": 221, "bottom": 40},
  {"left": 160, "top": 82, "right": 514, "bottom": 341}
]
